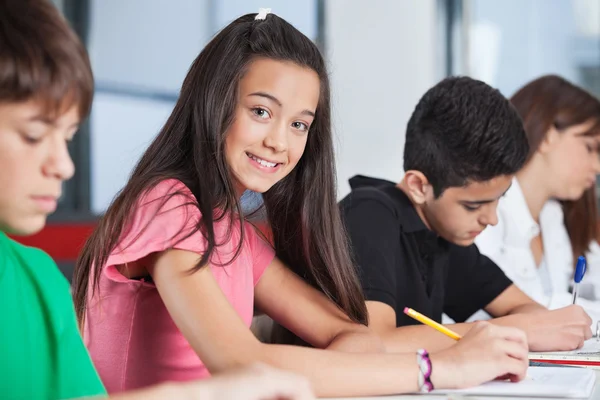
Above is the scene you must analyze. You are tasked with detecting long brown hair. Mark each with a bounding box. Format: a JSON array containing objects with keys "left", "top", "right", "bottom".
[
  {"left": 510, "top": 75, "right": 600, "bottom": 265},
  {"left": 72, "top": 13, "right": 367, "bottom": 326}
]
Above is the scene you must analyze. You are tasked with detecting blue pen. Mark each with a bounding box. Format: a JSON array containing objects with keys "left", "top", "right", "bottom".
[{"left": 572, "top": 256, "right": 587, "bottom": 304}]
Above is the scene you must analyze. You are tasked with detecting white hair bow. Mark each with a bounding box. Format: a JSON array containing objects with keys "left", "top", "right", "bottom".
[{"left": 255, "top": 8, "right": 271, "bottom": 20}]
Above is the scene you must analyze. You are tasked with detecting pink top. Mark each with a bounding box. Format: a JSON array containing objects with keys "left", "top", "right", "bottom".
[{"left": 84, "top": 179, "right": 275, "bottom": 393}]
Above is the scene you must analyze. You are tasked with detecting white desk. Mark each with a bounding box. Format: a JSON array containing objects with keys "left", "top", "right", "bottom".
[{"left": 323, "top": 370, "right": 600, "bottom": 400}]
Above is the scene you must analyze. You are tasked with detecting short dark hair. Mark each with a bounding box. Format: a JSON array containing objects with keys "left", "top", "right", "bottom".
[
  {"left": 404, "top": 76, "right": 529, "bottom": 197},
  {"left": 0, "top": 0, "right": 93, "bottom": 119}
]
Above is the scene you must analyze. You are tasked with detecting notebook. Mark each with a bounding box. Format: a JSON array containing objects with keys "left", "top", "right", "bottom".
[
  {"left": 529, "top": 338, "right": 600, "bottom": 369},
  {"left": 428, "top": 367, "right": 596, "bottom": 398}
]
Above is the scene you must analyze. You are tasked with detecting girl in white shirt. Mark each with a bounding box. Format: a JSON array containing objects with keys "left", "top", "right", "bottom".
[{"left": 475, "top": 75, "right": 600, "bottom": 320}]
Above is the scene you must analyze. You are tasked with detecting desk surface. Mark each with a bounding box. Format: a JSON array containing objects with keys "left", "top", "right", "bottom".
[{"left": 323, "top": 370, "right": 600, "bottom": 400}]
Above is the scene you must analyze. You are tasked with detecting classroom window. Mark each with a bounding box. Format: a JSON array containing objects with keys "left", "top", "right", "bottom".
[
  {"left": 448, "top": 0, "right": 600, "bottom": 194},
  {"left": 448, "top": 0, "right": 600, "bottom": 97},
  {"left": 56, "top": 0, "right": 321, "bottom": 216}
]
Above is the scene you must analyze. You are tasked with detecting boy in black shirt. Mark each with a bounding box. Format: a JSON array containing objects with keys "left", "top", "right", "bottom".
[{"left": 341, "top": 77, "right": 592, "bottom": 353}]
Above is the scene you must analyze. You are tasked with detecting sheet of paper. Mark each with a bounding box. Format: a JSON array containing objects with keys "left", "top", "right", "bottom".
[
  {"left": 531, "top": 338, "right": 600, "bottom": 357},
  {"left": 430, "top": 367, "right": 595, "bottom": 398},
  {"left": 557, "top": 339, "right": 600, "bottom": 356}
]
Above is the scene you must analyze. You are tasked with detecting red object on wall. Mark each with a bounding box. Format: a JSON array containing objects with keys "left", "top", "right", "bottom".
[{"left": 9, "top": 222, "right": 96, "bottom": 262}]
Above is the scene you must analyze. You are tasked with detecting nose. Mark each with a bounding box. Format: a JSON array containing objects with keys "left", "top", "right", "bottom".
[
  {"left": 263, "top": 122, "right": 288, "bottom": 153},
  {"left": 42, "top": 136, "right": 75, "bottom": 181},
  {"left": 479, "top": 204, "right": 499, "bottom": 227}
]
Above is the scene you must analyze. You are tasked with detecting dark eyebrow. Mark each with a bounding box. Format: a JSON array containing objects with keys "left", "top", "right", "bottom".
[
  {"left": 460, "top": 184, "right": 512, "bottom": 205},
  {"left": 461, "top": 199, "right": 495, "bottom": 206},
  {"left": 248, "top": 91, "right": 315, "bottom": 118},
  {"left": 249, "top": 91, "right": 282, "bottom": 106},
  {"left": 300, "top": 109, "right": 315, "bottom": 118}
]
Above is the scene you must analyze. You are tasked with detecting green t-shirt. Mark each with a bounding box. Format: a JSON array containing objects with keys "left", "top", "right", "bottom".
[{"left": 0, "top": 232, "right": 106, "bottom": 399}]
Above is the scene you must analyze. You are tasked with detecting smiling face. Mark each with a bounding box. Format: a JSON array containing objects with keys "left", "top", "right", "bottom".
[
  {"left": 224, "top": 57, "right": 320, "bottom": 195},
  {"left": 0, "top": 99, "right": 79, "bottom": 235}
]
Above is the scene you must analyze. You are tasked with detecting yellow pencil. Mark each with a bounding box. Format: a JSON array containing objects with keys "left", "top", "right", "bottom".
[{"left": 403, "top": 307, "right": 462, "bottom": 341}]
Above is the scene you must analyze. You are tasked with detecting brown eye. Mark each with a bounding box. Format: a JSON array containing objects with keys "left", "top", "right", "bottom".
[
  {"left": 292, "top": 121, "right": 309, "bottom": 132},
  {"left": 252, "top": 107, "right": 271, "bottom": 119}
]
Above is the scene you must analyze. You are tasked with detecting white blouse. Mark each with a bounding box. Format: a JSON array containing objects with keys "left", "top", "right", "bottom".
[{"left": 470, "top": 178, "right": 600, "bottom": 322}]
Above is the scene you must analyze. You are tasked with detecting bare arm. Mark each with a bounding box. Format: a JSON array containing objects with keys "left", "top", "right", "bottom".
[
  {"left": 367, "top": 289, "right": 541, "bottom": 354},
  {"left": 484, "top": 285, "right": 592, "bottom": 351},
  {"left": 370, "top": 285, "right": 591, "bottom": 354},
  {"left": 107, "top": 363, "right": 315, "bottom": 400},
  {"left": 148, "top": 249, "right": 419, "bottom": 396},
  {"left": 107, "top": 383, "right": 194, "bottom": 400},
  {"left": 484, "top": 285, "right": 546, "bottom": 317},
  {"left": 366, "top": 301, "right": 470, "bottom": 353},
  {"left": 145, "top": 249, "right": 528, "bottom": 397},
  {"left": 254, "top": 257, "right": 385, "bottom": 353}
]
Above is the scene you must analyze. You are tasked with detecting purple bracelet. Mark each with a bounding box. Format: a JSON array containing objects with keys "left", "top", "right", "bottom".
[{"left": 416, "top": 348, "right": 434, "bottom": 393}]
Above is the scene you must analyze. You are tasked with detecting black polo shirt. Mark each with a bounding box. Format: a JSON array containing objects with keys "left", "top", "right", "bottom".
[{"left": 340, "top": 175, "right": 513, "bottom": 327}]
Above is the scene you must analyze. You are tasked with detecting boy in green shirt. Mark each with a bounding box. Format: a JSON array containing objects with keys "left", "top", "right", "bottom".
[
  {"left": 0, "top": 0, "right": 104, "bottom": 397},
  {"left": 0, "top": 232, "right": 106, "bottom": 399},
  {"left": 0, "top": 0, "right": 313, "bottom": 399}
]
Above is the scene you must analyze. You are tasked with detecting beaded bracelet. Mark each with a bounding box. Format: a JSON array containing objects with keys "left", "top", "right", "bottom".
[{"left": 416, "top": 348, "right": 434, "bottom": 393}]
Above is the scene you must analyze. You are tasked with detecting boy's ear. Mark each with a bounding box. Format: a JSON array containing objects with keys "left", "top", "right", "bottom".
[{"left": 403, "top": 170, "right": 432, "bottom": 204}]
